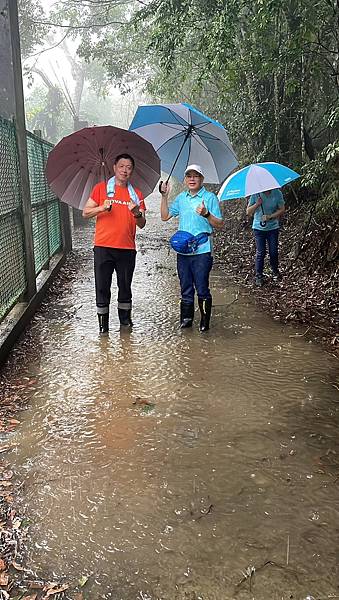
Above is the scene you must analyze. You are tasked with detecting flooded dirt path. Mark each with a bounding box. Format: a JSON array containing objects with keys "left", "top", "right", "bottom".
[{"left": 5, "top": 197, "right": 339, "bottom": 599}]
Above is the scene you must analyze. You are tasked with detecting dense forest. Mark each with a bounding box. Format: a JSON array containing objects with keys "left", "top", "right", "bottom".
[{"left": 19, "top": 0, "right": 338, "bottom": 348}]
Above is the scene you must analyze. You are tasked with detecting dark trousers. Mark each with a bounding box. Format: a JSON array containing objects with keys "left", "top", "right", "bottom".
[
  {"left": 94, "top": 246, "right": 136, "bottom": 314},
  {"left": 254, "top": 228, "right": 279, "bottom": 276},
  {"left": 177, "top": 252, "right": 213, "bottom": 304}
]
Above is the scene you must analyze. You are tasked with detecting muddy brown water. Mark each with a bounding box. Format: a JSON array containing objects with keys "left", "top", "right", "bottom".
[{"left": 5, "top": 197, "right": 339, "bottom": 599}]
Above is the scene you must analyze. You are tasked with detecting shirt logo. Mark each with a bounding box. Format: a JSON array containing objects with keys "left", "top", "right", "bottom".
[{"left": 108, "top": 199, "right": 130, "bottom": 206}]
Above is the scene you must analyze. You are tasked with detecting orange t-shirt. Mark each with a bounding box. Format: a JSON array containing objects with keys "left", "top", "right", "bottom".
[{"left": 90, "top": 182, "right": 146, "bottom": 249}]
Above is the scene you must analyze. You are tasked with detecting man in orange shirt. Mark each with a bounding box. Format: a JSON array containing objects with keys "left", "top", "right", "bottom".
[{"left": 83, "top": 154, "right": 146, "bottom": 334}]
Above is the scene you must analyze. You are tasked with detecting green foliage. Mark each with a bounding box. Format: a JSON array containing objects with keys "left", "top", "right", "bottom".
[
  {"left": 128, "top": 0, "right": 339, "bottom": 167},
  {"left": 301, "top": 141, "right": 339, "bottom": 216},
  {"left": 48, "top": 0, "right": 142, "bottom": 93},
  {"left": 18, "top": 0, "right": 48, "bottom": 58},
  {"left": 25, "top": 85, "right": 68, "bottom": 142},
  {"left": 23, "top": 0, "right": 339, "bottom": 174}
]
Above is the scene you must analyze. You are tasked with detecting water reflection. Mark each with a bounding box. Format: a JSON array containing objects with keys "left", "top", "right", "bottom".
[{"left": 7, "top": 198, "right": 339, "bottom": 599}]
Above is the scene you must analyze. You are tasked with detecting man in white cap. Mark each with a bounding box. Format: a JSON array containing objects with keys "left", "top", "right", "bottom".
[{"left": 160, "top": 165, "right": 223, "bottom": 331}]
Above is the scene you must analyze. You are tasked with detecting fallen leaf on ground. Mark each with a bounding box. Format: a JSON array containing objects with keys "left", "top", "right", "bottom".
[
  {"left": 141, "top": 403, "right": 155, "bottom": 413},
  {"left": 12, "top": 517, "right": 22, "bottom": 529},
  {"left": 28, "top": 581, "right": 45, "bottom": 589},
  {"left": 44, "top": 584, "right": 69, "bottom": 596},
  {"left": 0, "top": 571, "right": 9, "bottom": 585},
  {"left": 1, "top": 470, "right": 13, "bottom": 480},
  {"left": 20, "top": 518, "right": 31, "bottom": 527},
  {"left": 0, "top": 558, "right": 7, "bottom": 571},
  {"left": 78, "top": 575, "right": 89, "bottom": 587},
  {"left": 11, "top": 561, "right": 26, "bottom": 571},
  {"left": 133, "top": 397, "right": 154, "bottom": 406}
]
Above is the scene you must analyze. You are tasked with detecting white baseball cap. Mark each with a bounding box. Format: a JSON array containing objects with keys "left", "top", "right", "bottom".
[{"left": 184, "top": 164, "right": 205, "bottom": 177}]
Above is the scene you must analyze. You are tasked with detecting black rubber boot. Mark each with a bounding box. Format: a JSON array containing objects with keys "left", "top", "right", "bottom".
[
  {"left": 118, "top": 308, "right": 133, "bottom": 327},
  {"left": 98, "top": 313, "right": 109, "bottom": 334},
  {"left": 180, "top": 301, "right": 194, "bottom": 328},
  {"left": 198, "top": 298, "right": 212, "bottom": 332}
]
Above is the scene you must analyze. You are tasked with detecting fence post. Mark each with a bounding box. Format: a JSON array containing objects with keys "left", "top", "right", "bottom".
[
  {"left": 7, "top": 0, "right": 36, "bottom": 300},
  {"left": 60, "top": 204, "right": 73, "bottom": 253}
]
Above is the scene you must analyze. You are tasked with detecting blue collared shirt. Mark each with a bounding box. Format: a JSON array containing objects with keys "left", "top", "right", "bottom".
[
  {"left": 248, "top": 189, "right": 285, "bottom": 231},
  {"left": 168, "top": 187, "right": 222, "bottom": 254}
]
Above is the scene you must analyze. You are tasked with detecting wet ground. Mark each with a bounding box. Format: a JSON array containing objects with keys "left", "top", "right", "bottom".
[{"left": 4, "top": 196, "right": 339, "bottom": 599}]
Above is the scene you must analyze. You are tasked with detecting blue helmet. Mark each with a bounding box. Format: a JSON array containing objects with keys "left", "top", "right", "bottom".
[{"left": 169, "top": 230, "right": 209, "bottom": 254}]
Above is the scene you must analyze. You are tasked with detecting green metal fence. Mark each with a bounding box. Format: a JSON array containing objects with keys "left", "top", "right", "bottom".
[
  {"left": 27, "top": 132, "right": 62, "bottom": 275},
  {"left": 0, "top": 116, "right": 63, "bottom": 322},
  {"left": 0, "top": 116, "right": 26, "bottom": 321}
]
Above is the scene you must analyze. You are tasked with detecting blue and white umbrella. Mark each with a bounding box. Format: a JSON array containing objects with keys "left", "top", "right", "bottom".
[
  {"left": 218, "top": 162, "right": 300, "bottom": 201},
  {"left": 129, "top": 102, "right": 238, "bottom": 184}
]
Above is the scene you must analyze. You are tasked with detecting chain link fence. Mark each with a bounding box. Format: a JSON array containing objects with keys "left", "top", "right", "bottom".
[
  {"left": 27, "top": 132, "right": 62, "bottom": 275},
  {"left": 0, "top": 115, "right": 64, "bottom": 322}
]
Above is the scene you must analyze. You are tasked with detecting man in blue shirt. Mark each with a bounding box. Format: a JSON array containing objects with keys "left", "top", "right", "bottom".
[
  {"left": 160, "top": 164, "right": 223, "bottom": 331},
  {"left": 246, "top": 189, "right": 285, "bottom": 286}
]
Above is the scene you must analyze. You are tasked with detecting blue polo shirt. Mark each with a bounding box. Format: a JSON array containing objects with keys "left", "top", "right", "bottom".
[
  {"left": 168, "top": 187, "right": 222, "bottom": 254},
  {"left": 248, "top": 189, "right": 285, "bottom": 231}
]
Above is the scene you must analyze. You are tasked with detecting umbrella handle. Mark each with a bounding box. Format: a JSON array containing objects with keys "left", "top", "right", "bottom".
[
  {"left": 159, "top": 178, "right": 171, "bottom": 194},
  {"left": 259, "top": 196, "right": 266, "bottom": 227}
]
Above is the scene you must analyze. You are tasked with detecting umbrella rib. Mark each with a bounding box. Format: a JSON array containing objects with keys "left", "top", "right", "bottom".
[
  {"left": 197, "top": 131, "right": 238, "bottom": 158},
  {"left": 187, "top": 120, "right": 210, "bottom": 129},
  {"left": 185, "top": 125, "right": 238, "bottom": 157},
  {"left": 193, "top": 121, "right": 222, "bottom": 131},
  {"left": 155, "top": 122, "right": 185, "bottom": 132},
  {"left": 156, "top": 129, "right": 190, "bottom": 152},
  {"left": 136, "top": 122, "right": 184, "bottom": 134},
  {"left": 76, "top": 133, "right": 101, "bottom": 160},
  {"left": 197, "top": 129, "right": 229, "bottom": 143},
  {"left": 191, "top": 134, "right": 211, "bottom": 153},
  {"left": 190, "top": 133, "right": 227, "bottom": 160},
  {"left": 163, "top": 106, "right": 190, "bottom": 128}
]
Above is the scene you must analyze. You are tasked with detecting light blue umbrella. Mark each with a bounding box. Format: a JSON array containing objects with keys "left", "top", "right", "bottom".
[
  {"left": 129, "top": 102, "right": 238, "bottom": 184},
  {"left": 218, "top": 162, "right": 300, "bottom": 201}
]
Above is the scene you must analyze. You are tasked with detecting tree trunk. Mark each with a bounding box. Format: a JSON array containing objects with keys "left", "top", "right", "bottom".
[{"left": 300, "top": 51, "right": 307, "bottom": 163}]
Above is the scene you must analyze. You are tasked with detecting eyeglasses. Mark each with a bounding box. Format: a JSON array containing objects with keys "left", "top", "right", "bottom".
[{"left": 185, "top": 174, "right": 201, "bottom": 179}]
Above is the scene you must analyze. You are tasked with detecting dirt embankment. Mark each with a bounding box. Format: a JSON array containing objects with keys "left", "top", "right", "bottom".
[{"left": 214, "top": 200, "right": 339, "bottom": 358}]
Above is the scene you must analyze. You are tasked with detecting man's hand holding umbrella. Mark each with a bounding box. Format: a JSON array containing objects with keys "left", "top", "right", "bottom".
[{"left": 128, "top": 200, "right": 144, "bottom": 220}]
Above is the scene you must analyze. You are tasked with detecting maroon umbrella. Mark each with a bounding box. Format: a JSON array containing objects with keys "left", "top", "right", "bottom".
[{"left": 45, "top": 125, "right": 161, "bottom": 209}]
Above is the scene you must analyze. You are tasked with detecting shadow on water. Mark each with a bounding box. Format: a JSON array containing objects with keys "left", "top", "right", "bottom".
[{"left": 6, "top": 197, "right": 339, "bottom": 599}]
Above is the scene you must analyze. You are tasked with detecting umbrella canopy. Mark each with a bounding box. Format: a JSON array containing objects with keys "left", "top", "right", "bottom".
[
  {"left": 218, "top": 162, "right": 300, "bottom": 201},
  {"left": 129, "top": 102, "right": 238, "bottom": 184},
  {"left": 46, "top": 125, "right": 161, "bottom": 210}
]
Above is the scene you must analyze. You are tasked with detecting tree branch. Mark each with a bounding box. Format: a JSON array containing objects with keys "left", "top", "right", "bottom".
[
  {"left": 23, "top": 31, "right": 71, "bottom": 61},
  {"left": 27, "top": 19, "right": 128, "bottom": 29}
]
